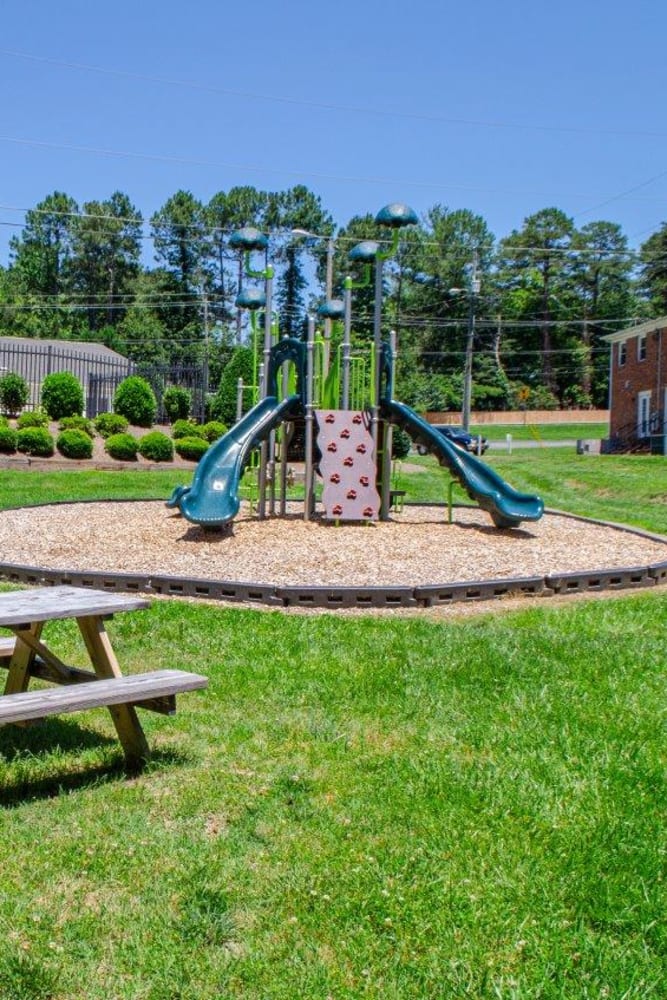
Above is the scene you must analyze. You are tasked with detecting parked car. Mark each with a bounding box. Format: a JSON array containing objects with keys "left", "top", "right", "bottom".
[{"left": 417, "top": 425, "right": 489, "bottom": 455}]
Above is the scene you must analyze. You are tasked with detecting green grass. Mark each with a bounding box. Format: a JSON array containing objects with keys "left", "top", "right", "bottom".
[
  {"left": 400, "top": 451, "right": 667, "bottom": 535},
  {"left": 470, "top": 422, "right": 608, "bottom": 442},
  {"left": 0, "top": 463, "right": 666, "bottom": 996},
  {"left": 1, "top": 595, "right": 667, "bottom": 997}
]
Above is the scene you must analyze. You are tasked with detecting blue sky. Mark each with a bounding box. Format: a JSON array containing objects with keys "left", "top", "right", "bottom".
[{"left": 2, "top": 0, "right": 667, "bottom": 263}]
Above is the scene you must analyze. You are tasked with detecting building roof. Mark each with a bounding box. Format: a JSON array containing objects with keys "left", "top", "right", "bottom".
[
  {"left": 601, "top": 317, "right": 667, "bottom": 344},
  {"left": 0, "top": 336, "right": 128, "bottom": 362}
]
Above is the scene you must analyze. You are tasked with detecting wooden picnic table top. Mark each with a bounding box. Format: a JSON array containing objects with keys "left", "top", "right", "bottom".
[{"left": 0, "top": 585, "right": 149, "bottom": 627}]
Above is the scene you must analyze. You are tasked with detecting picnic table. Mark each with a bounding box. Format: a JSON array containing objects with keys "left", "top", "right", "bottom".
[{"left": 0, "top": 585, "right": 207, "bottom": 765}]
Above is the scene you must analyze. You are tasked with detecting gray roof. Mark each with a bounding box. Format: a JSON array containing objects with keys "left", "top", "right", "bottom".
[
  {"left": 0, "top": 336, "right": 128, "bottom": 363},
  {"left": 601, "top": 317, "right": 667, "bottom": 344}
]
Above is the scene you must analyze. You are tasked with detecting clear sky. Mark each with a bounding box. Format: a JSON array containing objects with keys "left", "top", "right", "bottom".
[{"left": 2, "top": 0, "right": 667, "bottom": 262}]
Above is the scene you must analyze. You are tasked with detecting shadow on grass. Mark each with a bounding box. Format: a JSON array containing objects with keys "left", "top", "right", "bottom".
[{"left": 0, "top": 716, "right": 192, "bottom": 808}]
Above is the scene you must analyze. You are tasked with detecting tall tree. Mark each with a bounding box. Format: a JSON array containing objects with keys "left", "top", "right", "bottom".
[
  {"left": 69, "top": 192, "right": 143, "bottom": 331},
  {"left": 8, "top": 191, "right": 79, "bottom": 337},
  {"left": 569, "top": 221, "right": 638, "bottom": 403},
  {"left": 268, "top": 185, "right": 334, "bottom": 338},
  {"left": 639, "top": 223, "right": 667, "bottom": 315},
  {"left": 498, "top": 207, "right": 575, "bottom": 394}
]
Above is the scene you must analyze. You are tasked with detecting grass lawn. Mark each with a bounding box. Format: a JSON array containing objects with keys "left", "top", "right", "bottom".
[
  {"left": 470, "top": 422, "right": 609, "bottom": 443},
  {"left": 0, "top": 461, "right": 666, "bottom": 997}
]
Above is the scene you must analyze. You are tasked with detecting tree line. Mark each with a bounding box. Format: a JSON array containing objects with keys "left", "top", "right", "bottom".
[{"left": 2, "top": 185, "right": 667, "bottom": 411}]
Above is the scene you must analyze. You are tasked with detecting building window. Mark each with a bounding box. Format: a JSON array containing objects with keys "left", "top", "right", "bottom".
[
  {"left": 638, "top": 334, "right": 647, "bottom": 361},
  {"left": 619, "top": 341, "right": 627, "bottom": 366}
]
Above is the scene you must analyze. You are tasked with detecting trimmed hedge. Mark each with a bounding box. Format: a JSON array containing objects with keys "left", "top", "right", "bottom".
[
  {"left": 59, "top": 415, "right": 95, "bottom": 437},
  {"left": 0, "top": 373, "right": 29, "bottom": 416},
  {"left": 41, "top": 372, "right": 84, "bottom": 419},
  {"left": 94, "top": 412, "right": 129, "bottom": 438},
  {"left": 113, "top": 376, "right": 157, "bottom": 427},
  {"left": 138, "top": 431, "right": 173, "bottom": 462},
  {"left": 16, "top": 427, "right": 55, "bottom": 457},
  {"left": 56, "top": 429, "right": 94, "bottom": 460},
  {"left": 174, "top": 436, "right": 209, "bottom": 462},
  {"left": 201, "top": 420, "right": 228, "bottom": 442},
  {"left": 105, "top": 433, "right": 139, "bottom": 461},
  {"left": 163, "top": 386, "right": 191, "bottom": 422},
  {"left": 172, "top": 419, "right": 205, "bottom": 440},
  {"left": 17, "top": 410, "right": 49, "bottom": 429},
  {"left": 0, "top": 427, "right": 17, "bottom": 453}
]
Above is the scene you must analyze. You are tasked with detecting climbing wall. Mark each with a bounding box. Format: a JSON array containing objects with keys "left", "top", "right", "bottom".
[{"left": 316, "top": 409, "right": 380, "bottom": 521}]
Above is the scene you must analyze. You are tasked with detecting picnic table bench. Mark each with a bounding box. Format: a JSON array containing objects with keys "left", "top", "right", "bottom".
[{"left": 0, "top": 585, "right": 207, "bottom": 765}]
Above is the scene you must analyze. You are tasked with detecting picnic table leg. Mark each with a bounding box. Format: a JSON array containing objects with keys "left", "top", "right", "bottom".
[
  {"left": 3, "top": 623, "right": 43, "bottom": 695},
  {"left": 76, "top": 615, "right": 150, "bottom": 766}
]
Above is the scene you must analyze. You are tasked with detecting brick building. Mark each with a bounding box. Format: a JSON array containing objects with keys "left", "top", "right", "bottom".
[{"left": 602, "top": 317, "right": 667, "bottom": 449}]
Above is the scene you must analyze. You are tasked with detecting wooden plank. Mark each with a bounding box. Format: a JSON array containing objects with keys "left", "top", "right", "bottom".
[
  {"left": 0, "top": 586, "right": 149, "bottom": 627},
  {"left": 76, "top": 614, "right": 149, "bottom": 763},
  {"left": 4, "top": 623, "right": 43, "bottom": 696},
  {"left": 0, "top": 656, "right": 178, "bottom": 715},
  {"left": 0, "top": 669, "right": 208, "bottom": 725}
]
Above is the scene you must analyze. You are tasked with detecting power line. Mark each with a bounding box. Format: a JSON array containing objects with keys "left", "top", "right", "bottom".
[{"left": 5, "top": 46, "right": 667, "bottom": 141}]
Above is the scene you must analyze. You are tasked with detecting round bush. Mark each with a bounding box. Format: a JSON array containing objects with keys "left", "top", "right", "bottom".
[
  {"left": 0, "top": 373, "right": 29, "bottom": 416},
  {"left": 17, "top": 410, "right": 49, "bottom": 429},
  {"left": 59, "top": 415, "right": 94, "bottom": 437},
  {"left": 201, "top": 420, "right": 228, "bottom": 442},
  {"left": 174, "top": 436, "right": 209, "bottom": 462},
  {"left": 41, "top": 372, "right": 84, "bottom": 420},
  {"left": 391, "top": 426, "right": 412, "bottom": 460},
  {"left": 0, "top": 426, "right": 17, "bottom": 453},
  {"left": 105, "top": 433, "right": 139, "bottom": 461},
  {"left": 56, "top": 428, "right": 93, "bottom": 460},
  {"left": 16, "top": 427, "right": 55, "bottom": 457},
  {"left": 113, "top": 376, "right": 157, "bottom": 428},
  {"left": 163, "top": 386, "right": 192, "bottom": 423},
  {"left": 94, "top": 412, "right": 129, "bottom": 438},
  {"left": 172, "top": 419, "right": 204, "bottom": 440},
  {"left": 138, "top": 431, "right": 173, "bottom": 462}
]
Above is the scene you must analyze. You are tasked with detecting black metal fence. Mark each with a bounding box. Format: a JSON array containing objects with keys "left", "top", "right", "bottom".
[{"left": 0, "top": 342, "right": 208, "bottom": 421}]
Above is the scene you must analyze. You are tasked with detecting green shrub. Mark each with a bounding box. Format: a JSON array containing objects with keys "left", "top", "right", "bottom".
[
  {"left": 94, "top": 412, "right": 129, "bottom": 438},
  {"left": 0, "top": 373, "right": 29, "bottom": 416},
  {"left": 59, "top": 415, "right": 94, "bottom": 437},
  {"left": 41, "top": 371, "right": 84, "bottom": 419},
  {"left": 391, "top": 426, "right": 412, "bottom": 460},
  {"left": 211, "top": 346, "right": 253, "bottom": 424},
  {"left": 163, "top": 386, "right": 192, "bottom": 423},
  {"left": 138, "top": 431, "right": 173, "bottom": 462},
  {"left": 16, "top": 410, "right": 49, "bottom": 429},
  {"left": 56, "top": 428, "right": 93, "bottom": 460},
  {"left": 172, "top": 419, "right": 205, "bottom": 440},
  {"left": 174, "top": 436, "right": 209, "bottom": 462},
  {"left": 105, "top": 433, "right": 139, "bottom": 461},
  {"left": 201, "top": 420, "right": 228, "bottom": 442},
  {"left": 0, "top": 426, "right": 17, "bottom": 453},
  {"left": 113, "top": 376, "right": 157, "bottom": 427},
  {"left": 16, "top": 427, "right": 55, "bottom": 457}
]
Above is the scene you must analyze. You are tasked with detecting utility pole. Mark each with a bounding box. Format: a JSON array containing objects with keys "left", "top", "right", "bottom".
[{"left": 461, "top": 251, "right": 481, "bottom": 432}]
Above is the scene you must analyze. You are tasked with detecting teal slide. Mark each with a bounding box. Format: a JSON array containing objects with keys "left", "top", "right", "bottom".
[
  {"left": 167, "top": 394, "right": 301, "bottom": 528},
  {"left": 381, "top": 399, "right": 544, "bottom": 528}
]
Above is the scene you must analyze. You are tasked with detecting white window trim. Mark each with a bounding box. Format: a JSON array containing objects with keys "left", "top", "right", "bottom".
[
  {"left": 638, "top": 390, "right": 651, "bottom": 438},
  {"left": 637, "top": 334, "right": 647, "bottom": 361}
]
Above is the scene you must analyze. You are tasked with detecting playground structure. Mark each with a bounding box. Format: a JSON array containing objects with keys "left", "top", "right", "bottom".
[{"left": 168, "top": 205, "right": 544, "bottom": 530}]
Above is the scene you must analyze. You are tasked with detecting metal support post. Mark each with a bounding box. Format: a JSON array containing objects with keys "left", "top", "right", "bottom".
[{"left": 304, "top": 315, "right": 316, "bottom": 521}]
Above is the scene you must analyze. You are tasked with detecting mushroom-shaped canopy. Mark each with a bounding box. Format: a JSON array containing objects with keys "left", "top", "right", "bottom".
[
  {"left": 229, "top": 227, "right": 269, "bottom": 252},
  {"left": 375, "top": 203, "right": 418, "bottom": 228},
  {"left": 317, "top": 298, "right": 345, "bottom": 320},
  {"left": 348, "top": 240, "right": 379, "bottom": 263},
  {"left": 235, "top": 287, "right": 266, "bottom": 311}
]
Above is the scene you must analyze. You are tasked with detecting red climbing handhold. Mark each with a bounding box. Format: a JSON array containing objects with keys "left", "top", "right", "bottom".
[
  {"left": 359, "top": 475, "right": 369, "bottom": 487},
  {"left": 327, "top": 442, "right": 337, "bottom": 452},
  {"left": 343, "top": 456, "right": 354, "bottom": 467},
  {"left": 330, "top": 473, "right": 340, "bottom": 484},
  {"left": 340, "top": 428, "right": 350, "bottom": 439},
  {"left": 325, "top": 413, "right": 336, "bottom": 423},
  {"left": 356, "top": 443, "right": 366, "bottom": 454},
  {"left": 346, "top": 489, "right": 357, "bottom": 500},
  {"left": 332, "top": 504, "right": 343, "bottom": 516}
]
